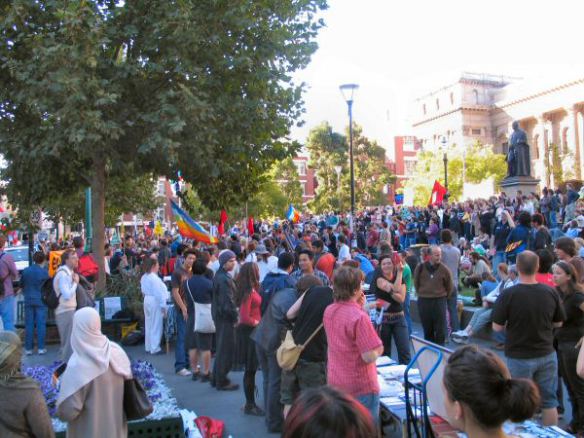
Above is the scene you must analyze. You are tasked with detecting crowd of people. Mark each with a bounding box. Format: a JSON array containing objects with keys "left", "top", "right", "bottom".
[{"left": 0, "top": 187, "right": 584, "bottom": 437}]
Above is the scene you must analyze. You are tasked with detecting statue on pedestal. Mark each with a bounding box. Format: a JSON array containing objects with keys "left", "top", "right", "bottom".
[{"left": 506, "top": 121, "right": 531, "bottom": 178}]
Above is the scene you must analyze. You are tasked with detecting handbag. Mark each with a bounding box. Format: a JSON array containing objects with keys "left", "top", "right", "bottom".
[
  {"left": 186, "top": 280, "right": 216, "bottom": 334},
  {"left": 276, "top": 323, "right": 323, "bottom": 371},
  {"left": 123, "top": 378, "right": 153, "bottom": 421},
  {"left": 577, "top": 337, "right": 584, "bottom": 379},
  {"left": 194, "top": 415, "right": 224, "bottom": 438}
]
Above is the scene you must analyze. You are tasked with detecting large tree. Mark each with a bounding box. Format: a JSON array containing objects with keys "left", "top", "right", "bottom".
[
  {"left": 306, "top": 122, "right": 394, "bottom": 213},
  {"left": 403, "top": 141, "right": 507, "bottom": 206},
  {"left": 0, "top": 0, "right": 326, "bottom": 290}
]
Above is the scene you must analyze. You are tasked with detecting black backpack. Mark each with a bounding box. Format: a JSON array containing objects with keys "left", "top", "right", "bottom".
[{"left": 41, "top": 275, "right": 60, "bottom": 310}]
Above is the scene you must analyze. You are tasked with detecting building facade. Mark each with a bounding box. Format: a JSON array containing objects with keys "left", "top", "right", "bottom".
[
  {"left": 292, "top": 155, "right": 317, "bottom": 204},
  {"left": 411, "top": 72, "right": 584, "bottom": 188}
]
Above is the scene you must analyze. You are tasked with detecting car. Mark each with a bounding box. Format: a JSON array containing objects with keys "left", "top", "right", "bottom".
[{"left": 3, "top": 245, "right": 30, "bottom": 273}]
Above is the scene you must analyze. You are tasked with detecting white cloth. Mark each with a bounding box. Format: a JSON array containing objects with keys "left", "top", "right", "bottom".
[
  {"left": 54, "top": 265, "right": 78, "bottom": 315},
  {"left": 244, "top": 252, "right": 257, "bottom": 263},
  {"left": 338, "top": 244, "right": 351, "bottom": 262},
  {"left": 258, "top": 256, "right": 278, "bottom": 282},
  {"left": 144, "top": 296, "right": 164, "bottom": 354},
  {"left": 57, "top": 308, "right": 132, "bottom": 407},
  {"left": 140, "top": 273, "right": 169, "bottom": 309}
]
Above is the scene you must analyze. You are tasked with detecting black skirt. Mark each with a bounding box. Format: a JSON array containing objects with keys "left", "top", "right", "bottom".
[
  {"left": 236, "top": 324, "right": 258, "bottom": 372},
  {"left": 186, "top": 313, "right": 214, "bottom": 351}
]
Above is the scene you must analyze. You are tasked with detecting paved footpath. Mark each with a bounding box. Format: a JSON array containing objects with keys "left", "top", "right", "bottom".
[{"left": 23, "top": 321, "right": 571, "bottom": 438}]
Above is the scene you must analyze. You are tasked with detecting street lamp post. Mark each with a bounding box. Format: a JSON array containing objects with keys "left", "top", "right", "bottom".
[
  {"left": 441, "top": 136, "right": 449, "bottom": 190},
  {"left": 339, "top": 83, "right": 359, "bottom": 231}
]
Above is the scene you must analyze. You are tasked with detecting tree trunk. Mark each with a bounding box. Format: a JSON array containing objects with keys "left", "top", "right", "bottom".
[{"left": 91, "top": 154, "right": 107, "bottom": 293}]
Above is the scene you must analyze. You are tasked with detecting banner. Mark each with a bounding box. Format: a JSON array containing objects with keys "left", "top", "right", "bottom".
[{"left": 48, "top": 250, "right": 64, "bottom": 277}]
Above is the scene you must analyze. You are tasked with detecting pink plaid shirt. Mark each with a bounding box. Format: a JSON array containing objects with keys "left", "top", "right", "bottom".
[{"left": 324, "top": 300, "right": 382, "bottom": 397}]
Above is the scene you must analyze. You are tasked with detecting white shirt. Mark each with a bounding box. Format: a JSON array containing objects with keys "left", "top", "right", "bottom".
[
  {"left": 258, "top": 256, "right": 278, "bottom": 282},
  {"left": 54, "top": 265, "right": 78, "bottom": 314},
  {"left": 338, "top": 244, "right": 351, "bottom": 262},
  {"left": 140, "top": 272, "right": 169, "bottom": 309},
  {"left": 245, "top": 252, "right": 258, "bottom": 263}
]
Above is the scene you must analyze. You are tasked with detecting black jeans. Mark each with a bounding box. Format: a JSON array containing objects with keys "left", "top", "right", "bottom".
[
  {"left": 212, "top": 318, "right": 235, "bottom": 387},
  {"left": 417, "top": 297, "right": 447, "bottom": 346},
  {"left": 379, "top": 315, "right": 411, "bottom": 364},
  {"left": 446, "top": 287, "right": 460, "bottom": 333},
  {"left": 558, "top": 341, "right": 584, "bottom": 432},
  {"left": 256, "top": 344, "right": 283, "bottom": 433}
]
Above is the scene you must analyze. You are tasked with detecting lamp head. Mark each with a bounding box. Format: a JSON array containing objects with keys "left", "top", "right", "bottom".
[{"left": 339, "top": 83, "right": 359, "bottom": 103}]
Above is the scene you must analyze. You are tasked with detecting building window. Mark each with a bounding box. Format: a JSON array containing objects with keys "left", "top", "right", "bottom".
[
  {"left": 423, "top": 104, "right": 426, "bottom": 115},
  {"left": 404, "top": 160, "right": 417, "bottom": 176},
  {"left": 471, "top": 128, "right": 482, "bottom": 136},
  {"left": 157, "top": 180, "right": 166, "bottom": 196},
  {"left": 436, "top": 98, "right": 440, "bottom": 111},
  {"left": 295, "top": 161, "right": 307, "bottom": 176},
  {"left": 450, "top": 92, "right": 454, "bottom": 105},
  {"left": 473, "top": 89, "right": 479, "bottom": 105},
  {"left": 301, "top": 183, "right": 307, "bottom": 197}
]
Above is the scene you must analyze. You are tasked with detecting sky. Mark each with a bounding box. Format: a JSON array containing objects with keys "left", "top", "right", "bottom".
[{"left": 290, "top": 0, "right": 584, "bottom": 158}]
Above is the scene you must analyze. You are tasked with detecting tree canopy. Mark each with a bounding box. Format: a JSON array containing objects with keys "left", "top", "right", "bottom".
[
  {"left": 403, "top": 141, "right": 507, "bottom": 206},
  {"left": 306, "top": 121, "right": 394, "bottom": 213},
  {"left": 1, "top": 0, "right": 327, "bottom": 288}
]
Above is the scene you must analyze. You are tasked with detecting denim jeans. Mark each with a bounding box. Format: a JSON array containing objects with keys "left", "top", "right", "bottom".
[
  {"left": 379, "top": 315, "right": 411, "bottom": 365},
  {"left": 403, "top": 292, "right": 412, "bottom": 335},
  {"left": 492, "top": 251, "right": 506, "bottom": 279},
  {"left": 507, "top": 351, "right": 558, "bottom": 409},
  {"left": 174, "top": 311, "right": 189, "bottom": 372},
  {"left": 256, "top": 344, "right": 283, "bottom": 433},
  {"left": 446, "top": 288, "right": 460, "bottom": 333},
  {"left": 356, "top": 392, "right": 380, "bottom": 426},
  {"left": 406, "top": 236, "right": 417, "bottom": 248},
  {"left": 466, "top": 307, "right": 491, "bottom": 334},
  {"left": 549, "top": 211, "right": 558, "bottom": 229},
  {"left": 0, "top": 295, "right": 15, "bottom": 332},
  {"left": 24, "top": 304, "right": 47, "bottom": 350}
]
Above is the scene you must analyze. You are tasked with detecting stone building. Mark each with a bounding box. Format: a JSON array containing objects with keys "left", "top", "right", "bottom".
[{"left": 411, "top": 72, "right": 584, "bottom": 188}]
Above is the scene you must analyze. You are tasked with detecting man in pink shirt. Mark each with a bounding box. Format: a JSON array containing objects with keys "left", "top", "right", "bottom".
[{"left": 324, "top": 266, "right": 383, "bottom": 424}]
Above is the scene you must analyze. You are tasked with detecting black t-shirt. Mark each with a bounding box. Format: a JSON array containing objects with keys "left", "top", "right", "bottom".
[
  {"left": 556, "top": 291, "right": 584, "bottom": 343},
  {"left": 370, "top": 270, "right": 406, "bottom": 313},
  {"left": 184, "top": 275, "right": 213, "bottom": 314},
  {"left": 492, "top": 283, "right": 565, "bottom": 359},
  {"left": 292, "top": 286, "right": 334, "bottom": 363},
  {"left": 171, "top": 266, "right": 192, "bottom": 304}
]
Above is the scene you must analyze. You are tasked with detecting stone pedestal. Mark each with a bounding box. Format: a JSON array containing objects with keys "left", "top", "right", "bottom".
[{"left": 500, "top": 176, "right": 541, "bottom": 197}]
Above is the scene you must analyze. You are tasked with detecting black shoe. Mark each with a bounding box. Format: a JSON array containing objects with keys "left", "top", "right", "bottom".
[
  {"left": 191, "top": 372, "right": 200, "bottom": 381},
  {"left": 200, "top": 373, "right": 212, "bottom": 383},
  {"left": 217, "top": 383, "right": 239, "bottom": 391},
  {"left": 243, "top": 404, "right": 265, "bottom": 416}
]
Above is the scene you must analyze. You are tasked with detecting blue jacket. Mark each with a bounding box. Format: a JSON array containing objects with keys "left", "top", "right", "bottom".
[
  {"left": 21, "top": 264, "right": 49, "bottom": 306},
  {"left": 260, "top": 272, "right": 296, "bottom": 315}
]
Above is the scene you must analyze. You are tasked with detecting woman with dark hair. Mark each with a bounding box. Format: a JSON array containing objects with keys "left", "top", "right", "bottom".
[
  {"left": 442, "top": 345, "right": 540, "bottom": 437},
  {"left": 184, "top": 259, "right": 214, "bottom": 382},
  {"left": 553, "top": 261, "right": 584, "bottom": 435},
  {"left": 234, "top": 262, "right": 264, "bottom": 416},
  {"left": 505, "top": 211, "right": 533, "bottom": 263},
  {"left": 369, "top": 254, "right": 410, "bottom": 364},
  {"left": 535, "top": 249, "right": 555, "bottom": 287},
  {"left": 283, "top": 386, "right": 376, "bottom": 438}
]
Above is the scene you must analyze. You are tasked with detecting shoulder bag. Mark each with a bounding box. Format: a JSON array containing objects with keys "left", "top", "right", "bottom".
[
  {"left": 186, "top": 280, "right": 216, "bottom": 334},
  {"left": 76, "top": 275, "right": 95, "bottom": 310},
  {"left": 277, "top": 323, "right": 323, "bottom": 371},
  {"left": 123, "top": 378, "right": 153, "bottom": 421},
  {"left": 577, "top": 337, "right": 584, "bottom": 379}
]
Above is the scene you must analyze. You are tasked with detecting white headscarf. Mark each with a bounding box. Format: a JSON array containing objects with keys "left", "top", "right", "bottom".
[{"left": 57, "top": 307, "right": 132, "bottom": 406}]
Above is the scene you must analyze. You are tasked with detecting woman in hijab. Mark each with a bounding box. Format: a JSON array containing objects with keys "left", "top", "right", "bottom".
[
  {"left": 57, "top": 307, "right": 132, "bottom": 438},
  {"left": 0, "top": 331, "right": 54, "bottom": 438}
]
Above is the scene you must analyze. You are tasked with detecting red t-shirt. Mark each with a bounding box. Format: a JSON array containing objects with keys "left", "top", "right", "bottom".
[
  {"left": 324, "top": 301, "right": 382, "bottom": 397},
  {"left": 316, "top": 253, "right": 336, "bottom": 280},
  {"left": 536, "top": 272, "right": 555, "bottom": 288},
  {"left": 239, "top": 289, "right": 262, "bottom": 327}
]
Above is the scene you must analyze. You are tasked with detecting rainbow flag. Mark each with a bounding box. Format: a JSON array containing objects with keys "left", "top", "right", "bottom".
[
  {"left": 170, "top": 200, "right": 218, "bottom": 245},
  {"left": 286, "top": 204, "right": 301, "bottom": 223}
]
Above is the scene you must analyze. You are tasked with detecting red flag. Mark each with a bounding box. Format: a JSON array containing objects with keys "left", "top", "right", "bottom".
[
  {"left": 218, "top": 209, "right": 228, "bottom": 236},
  {"left": 428, "top": 180, "right": 447, "bottom": 206},
  {"left": 247, "top": 216, "right": 255, "bottom": 236}
]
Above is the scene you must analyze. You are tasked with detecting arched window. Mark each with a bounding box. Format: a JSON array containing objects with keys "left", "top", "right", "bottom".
[{"left": 473, "top": 89, "right": 479, "bottom": 105}]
